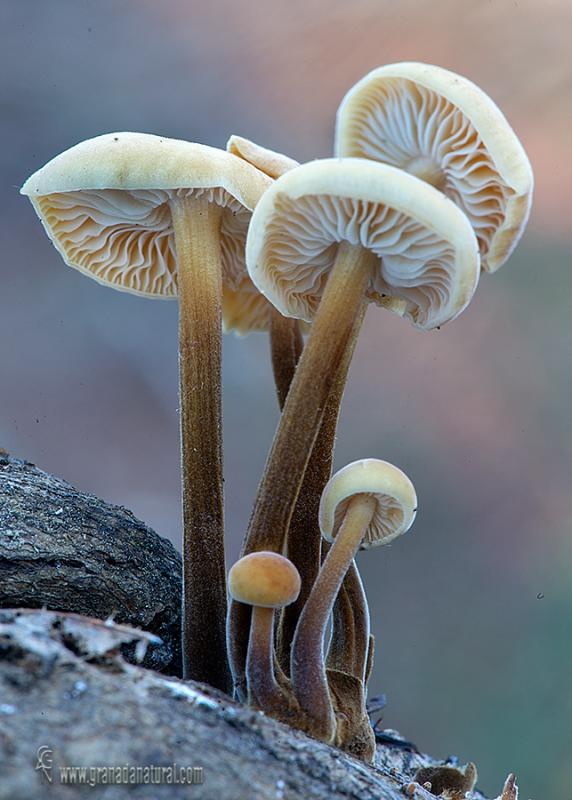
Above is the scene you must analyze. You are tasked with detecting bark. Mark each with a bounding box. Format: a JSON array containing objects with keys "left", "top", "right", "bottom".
[
  {"left": 0, "top": 609, "right": 487, "bottom": 800},
  {"left": 0, "top": 453, "right": 182, "bottom": 675},
  {"left": 0, "top": 455, "right": 504, "bottom": 800}
]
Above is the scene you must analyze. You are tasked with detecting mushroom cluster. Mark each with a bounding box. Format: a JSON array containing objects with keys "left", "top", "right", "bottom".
[{"left": 22, "top": 63, "right": 532, "bottom": 763}]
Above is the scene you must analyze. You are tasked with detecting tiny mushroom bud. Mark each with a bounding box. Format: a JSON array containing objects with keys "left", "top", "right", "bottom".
[
  {"left": 21, "top": 132, "right": 271, "bottom": 693},
  {"left": 291, "top": 459, "right": 417, "bottom": 745},
  {"left": 335, "top": 62, "right": 533, "bottom": 272},
  {"left": 228, "top": 552, "right": 300, "bottom": 716}
]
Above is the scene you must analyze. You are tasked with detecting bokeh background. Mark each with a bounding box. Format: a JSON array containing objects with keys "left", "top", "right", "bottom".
[{"left": 1, "top": 1, "right": 570, "bottom": 797}]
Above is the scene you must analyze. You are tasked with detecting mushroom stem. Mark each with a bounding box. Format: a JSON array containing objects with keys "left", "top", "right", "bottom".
[
  {"left": 276, "top": 299, "right": 364, "bottom": 674},
  {"left": 324, "top": 571, "right": 356, "bottom": 672},
  {"left": 270, "top": 307, "right": 303, "bottom": 410},
  {"left": 244, "top": 241, "right": 375, "bottom": 553},
  {"left": 291, "top": 494, "right": 377, "bottom": 740},
  {"left": 326, "top": 559, "right": 370, "bottom": 683},
  {"left": 171, "top": 194, "right": 230, "bottom": 693},
  {"left": 229, "top": 242, "right": 375, "bottom": 689},
  {"left": 247, "top": 605, "right": 291, "bottom": 714}
]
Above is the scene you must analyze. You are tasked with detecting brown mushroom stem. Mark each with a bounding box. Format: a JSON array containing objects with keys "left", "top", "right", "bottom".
[
  {"left": 270, "top": 307, "right": 304, "bottom": 409},
  {"left": 247, "top": 605, "right": 291, "bottom": 714},
  {"left": 276, "top": 302, "right": 366, "bottom": 673},
  {"left": 229, "top": 242, "right": 375, "bottom": 689},
  {"left": 326, "top": 559, "right": 370, "bottom": 683},
  {"left": 171, "top": 194, "right": 230, "bottom": 693},
  {"left": 324, "top": 575, "right": 356, "bottom": 672},
  {"left": 291, "top": 494, "right": 377, "bottom": 740}
]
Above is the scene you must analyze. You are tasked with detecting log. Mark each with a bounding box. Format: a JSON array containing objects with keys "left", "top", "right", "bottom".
[
  {"left": 0, "top": 455, "right": 510, "bottom": 800},
  {"left": 0, "top": 609, "right": 489, "bottom": 800},
  {"left": 0, "top": 452, "right": 182, "bottom": 674}
]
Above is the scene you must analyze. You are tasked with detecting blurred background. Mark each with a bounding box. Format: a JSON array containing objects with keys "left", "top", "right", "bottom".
[{"left": 1, "top": 1, "right": 570, "bottom": 796}]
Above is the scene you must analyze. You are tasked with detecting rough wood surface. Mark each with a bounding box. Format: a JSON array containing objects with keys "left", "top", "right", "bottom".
[
  {"left": 0, "top": 456, "right": 506, "bottom": 800},
  {"left": 0, "top": 453, "right": 182, "bottom": 674},
  {"left": 0, "top": 609, "right": 483, "bottom": 800}
]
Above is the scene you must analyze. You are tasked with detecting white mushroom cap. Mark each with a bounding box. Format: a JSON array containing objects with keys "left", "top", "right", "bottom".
[
  {"left": 228, "top": 551, "right": 301, "bottom": 608},
  {"left": 246, "top": 158, "right": 480, "bottom": 331},
  {"left": 226, "top": 134, "right": 299, "bottom": 180},
  {"left": 21, "top": 132, "right": 271, "bottom": 298},
  {"left": 319, "top": 459, "right": 417, "bottom": 549},
  {"left": 335, "top": 63, "right": 533, "bottom": 273}
]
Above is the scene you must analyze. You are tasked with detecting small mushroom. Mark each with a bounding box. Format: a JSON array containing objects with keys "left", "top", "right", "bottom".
[
  {"left": 291, "top": 459, "right": 417, "bottom": 743},
  {"left": 228, "top": 551, "right": 300, "bottom": 716},
  {"left": 335, "top": 62, "right": 533, "bottom": 271},
  {"left": 228, "top": 158, "right": 478, "bottom": 690},
  {"left": 21, "top": 132, "right": 271, "bottom": 692}
]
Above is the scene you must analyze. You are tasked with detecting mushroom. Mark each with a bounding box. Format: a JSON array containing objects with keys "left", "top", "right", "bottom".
[
  {"left": 335, "top": 62, "right": 533, "bottom": 271},
  {"left": 224, "top": 134, "right": 305, "bottom": 408},
  {"left": 228, "top": 158, "right": 478, "bottom": 689},
  {"left": 225, "top": 137, "right": 328, "bottom": 674},
  {"left": 226, "top": 134, "right": 299, "bottom": 180},
  {"left": 21, "top": 132, "right": 271, "bottom": 692},
  {"left": 228, "top": 551, "right": 300, "bottom": 716},
  {"left": 225, "top": 139, "right": 369, "bottom": 679},
  {"left": 291, "top": 458, "right": 417, "bottom": 743}
]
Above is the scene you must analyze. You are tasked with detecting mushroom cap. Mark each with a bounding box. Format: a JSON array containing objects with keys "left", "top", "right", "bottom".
[
  {"left": 246, "top": 158, "right": 479, "bottom": 331},
  {"left": 226, "top": 134, "right": 299, "bottom": 180},
  {"left": 228, "top": 551, "right": 301, "bottom": 608},
  {"left": 222, "top": 275, "right": 311, "bottom": 336},
  {"left": 21, "top": 132, "right": 271, "bottom": 298},
  {"left": 223, "top": 135, "right": 303, "bottom": 336},
  {"left": 319, "top": 459, "right": 417, "bottom": 548},
  {"left": 335, "top": 62, "right": 533, "bottom": 273}
]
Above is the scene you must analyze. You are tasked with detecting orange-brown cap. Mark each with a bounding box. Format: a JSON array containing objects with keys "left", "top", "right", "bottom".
[{"left": 228, "top": 552, "right": 301, "bottom": 608}]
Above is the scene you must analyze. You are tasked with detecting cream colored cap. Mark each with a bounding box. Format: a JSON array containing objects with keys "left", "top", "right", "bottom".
[
  {"left": 335, "top": 62, "right": 533, "bottom": 272},
  {"left": 319, "top": 459, "right": 417, "bottom": 549},
  {"left": 228, "top": 552, "right": 301, "bottom": 608},
  {"left": 223, "top": 135, "right": 300, "bottom": 335},
  {"left": 246, "top": 158, "right": 479, "bottom": 331},
  {"left": 226, "top": 135, "right": 299, "bottom": 180},
  {"left": 222, "top": 274, "right": 310, "bottom": 336},
  {"left": 21, "top": 132, "right": 271, "bottom": 298}
]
